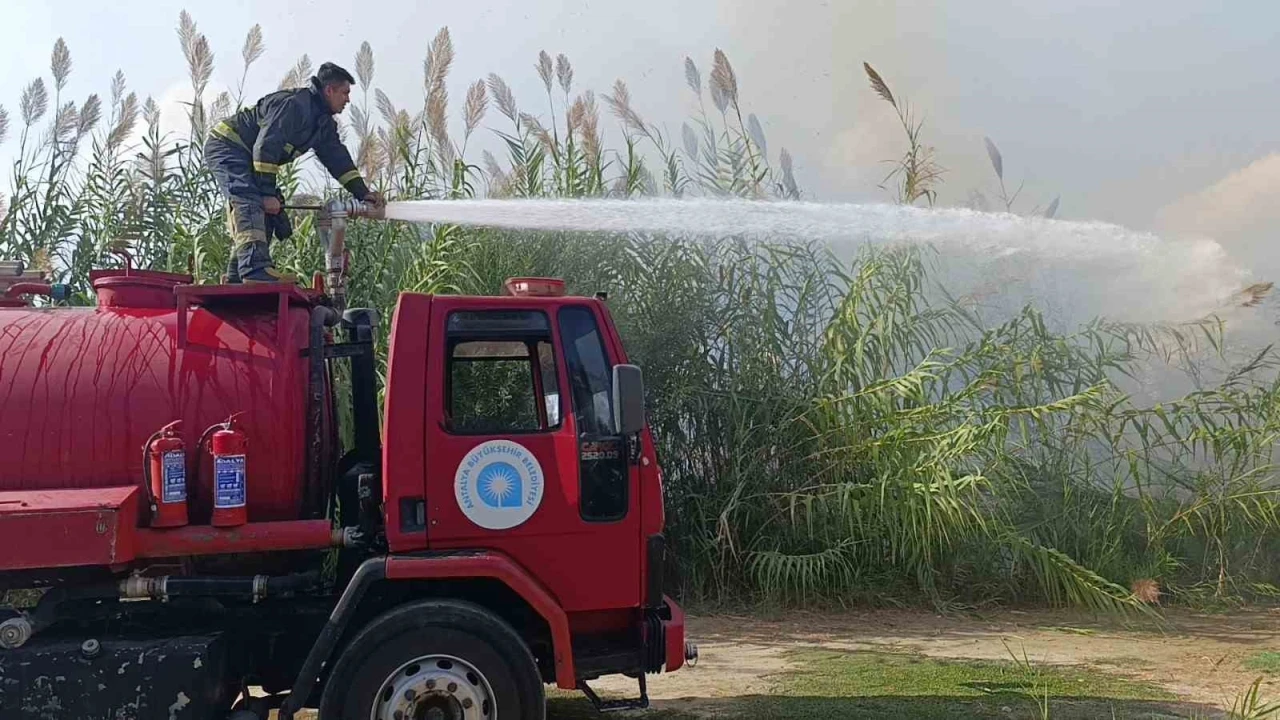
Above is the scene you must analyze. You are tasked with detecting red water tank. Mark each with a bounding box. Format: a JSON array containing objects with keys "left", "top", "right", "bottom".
[{"left": 0, "top": 269, "right": 326, "bottom": 525}]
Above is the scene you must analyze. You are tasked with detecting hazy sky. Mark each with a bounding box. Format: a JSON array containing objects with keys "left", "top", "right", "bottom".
[{"left": 3, "top": 0, "right": 1277, "bottom": 263}]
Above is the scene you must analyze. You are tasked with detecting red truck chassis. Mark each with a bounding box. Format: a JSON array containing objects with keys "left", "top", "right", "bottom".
[{"left": 0, "top": 234, "right": 693, "bottom": 720}]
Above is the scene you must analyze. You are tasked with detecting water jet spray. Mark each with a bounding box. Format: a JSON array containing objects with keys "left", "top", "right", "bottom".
[{"left": 378, "top": 197, "right": 1263, "bottom": 327}]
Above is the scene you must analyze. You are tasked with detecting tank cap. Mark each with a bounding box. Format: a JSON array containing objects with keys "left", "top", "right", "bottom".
[{"left": 91, "top": 269, "right": 193, "bottom": 309}]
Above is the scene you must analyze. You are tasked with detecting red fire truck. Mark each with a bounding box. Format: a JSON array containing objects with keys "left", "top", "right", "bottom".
[{"left": 0, "top": 200, "right": 693, "bottom": 719}]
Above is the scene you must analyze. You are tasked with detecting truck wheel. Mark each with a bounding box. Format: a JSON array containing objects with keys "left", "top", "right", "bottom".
[{"left": 317, "top": 600, "right": 546, "bottom": 720}]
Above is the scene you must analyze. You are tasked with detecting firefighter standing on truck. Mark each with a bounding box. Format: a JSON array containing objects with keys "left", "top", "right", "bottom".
[{"left": 204, "top": 61, "right": 385, "bottom": 283}]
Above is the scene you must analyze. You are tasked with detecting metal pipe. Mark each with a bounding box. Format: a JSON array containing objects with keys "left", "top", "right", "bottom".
[
  {"left": 343, "top": 309, "right": 381, "bottom": 466},
  {"left": 4, "top": 282, "right": 69, "bottom": 302},
  {"left": 119, "top": 571, "right": 320, "bottom": 602},
  {"left": 326, "top": 197, "right": 385, "bottom": 221},
  {"left": 105, "top": 244, "right": 136, "bottom": 274},
  {"left": 290, "top": 198, "right": 385, "bottom": 310},
  {"left": 351, "top": 201, "right": 385, "bottom": 220},
  {"left": 4, "top": 282, "right": 52, "bottom": 299},
  {"left": 0, "top": 260, "right": 25, "bottom": 276},
  {"left": 304, "top": 306, "right": 340, "bottom": 518},
  {"left": 313, "top": 209, "right": 334, "bottom": 301},
  {"left": 328, "top": 214, "right": 347, "bottom": 311},
  {"left": 320, "top": 199, "right": 364, "bottom": 312},
  {"left": 0, "top": 569, "right": 329, "bottom": 648},
  {"left": 314, "top": 214, "right": 332, "bottom": 271},
  {"left": 133, "top": 519, "right": 354, "bottom": 559}
]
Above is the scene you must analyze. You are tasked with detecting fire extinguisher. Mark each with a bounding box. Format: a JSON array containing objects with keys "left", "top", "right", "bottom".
[
  {"left": 200, "top": 414, "right": 248, "bottom": 527},
  {"left": 143, "top": 420, "right": 186, "bottom": 527}
]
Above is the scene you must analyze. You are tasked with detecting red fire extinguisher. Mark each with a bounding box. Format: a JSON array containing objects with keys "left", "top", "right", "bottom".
[
  {"left": 203, "top": 414, "right": 248, "bottom": 527},
  {"left": 143, "top": 420, "right": 186, "bottom": 527}
]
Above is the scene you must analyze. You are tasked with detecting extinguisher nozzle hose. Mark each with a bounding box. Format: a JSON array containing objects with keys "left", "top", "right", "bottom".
[{"left": 141, "top": 429, "right": 165, "bottom": 515}]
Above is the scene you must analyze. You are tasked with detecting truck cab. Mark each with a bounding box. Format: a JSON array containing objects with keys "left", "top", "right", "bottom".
[
  {"left": 0, "top": 256, "right": 691, "bottom": 720},
  {"left": 367, "top": 279, "right": 687, "bottom": 705},
  {"left": 385, "top": 281, "right": 666, "bottom": 604}
]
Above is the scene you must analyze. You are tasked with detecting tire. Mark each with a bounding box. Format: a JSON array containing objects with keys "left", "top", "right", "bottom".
[{"left": 317, "top": 599, "right": 546, "bottom": 720}]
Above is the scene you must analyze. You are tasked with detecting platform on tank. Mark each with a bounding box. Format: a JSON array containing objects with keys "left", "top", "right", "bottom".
[
  {"left": 176, "top": 282, "right": 325, "bottom": 350},
  {"left": 176, "top": 282, "right": 324, "bottom": 309}
]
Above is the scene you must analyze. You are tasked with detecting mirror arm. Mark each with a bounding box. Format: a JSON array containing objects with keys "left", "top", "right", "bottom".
[{"left": 627, "top": 431, "right": 642, "bottom": 465}]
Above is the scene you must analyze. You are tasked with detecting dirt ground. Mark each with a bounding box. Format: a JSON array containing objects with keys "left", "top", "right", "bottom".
[{"left": 587, "top": 607, "right": 1280, "bottom": 713}]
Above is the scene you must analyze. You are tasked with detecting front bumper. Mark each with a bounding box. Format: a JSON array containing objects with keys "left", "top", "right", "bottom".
[{"left": 660, "top": 594, "right": 694, "bottom": 672}]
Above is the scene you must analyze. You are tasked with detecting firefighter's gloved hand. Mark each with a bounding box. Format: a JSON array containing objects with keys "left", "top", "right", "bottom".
[
  {"left": 267, "top": 207, "right": 293, "bottom": 241},
  {"left": 364, "top": 191, "right": 386, "bottom": 209}
]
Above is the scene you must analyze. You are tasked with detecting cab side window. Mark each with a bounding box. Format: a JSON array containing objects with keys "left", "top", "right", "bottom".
[{"left": 445, "top": 311, "right": 560, "bottom": 435}]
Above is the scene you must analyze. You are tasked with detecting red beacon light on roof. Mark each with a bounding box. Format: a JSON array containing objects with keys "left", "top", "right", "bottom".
[{"left": 504, "top": 277, "right": 566, "bottom": 297}]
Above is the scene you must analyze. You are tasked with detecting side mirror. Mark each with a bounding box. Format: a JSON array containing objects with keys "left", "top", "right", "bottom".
[{"left": 612, "top": 364, "right": 646, "bottom": 436}]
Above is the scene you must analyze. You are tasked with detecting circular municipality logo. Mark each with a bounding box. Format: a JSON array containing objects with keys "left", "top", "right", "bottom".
[{"left": 454, "top": 440, "right": 545, "bottom": 530}]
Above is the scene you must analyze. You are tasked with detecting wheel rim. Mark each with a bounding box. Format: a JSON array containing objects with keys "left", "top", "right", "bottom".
[{"left": 370, "top": 654, "right": 497, "bottom": 720}]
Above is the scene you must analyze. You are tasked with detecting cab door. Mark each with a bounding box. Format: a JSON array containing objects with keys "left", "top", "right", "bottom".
[{"left": 423, "top": 298, "right": 642, "bottom": 612}]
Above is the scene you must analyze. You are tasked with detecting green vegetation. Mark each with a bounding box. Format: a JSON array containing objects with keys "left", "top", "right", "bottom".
[
  {"left": 1228, "top": 677, "right": 1280, "bottom": 719},
  {"left": 746, "top": 649, "right": 1182, "bottom": 719},
  {"left": 547, "top": 649, "right": 1205, "bottom": 719},
  {"left": 1244, "top": 652, "right": 1280, "bottom": 675},
  {"left": 5, "top": 12, "right": 1280, "bottom": 616}
]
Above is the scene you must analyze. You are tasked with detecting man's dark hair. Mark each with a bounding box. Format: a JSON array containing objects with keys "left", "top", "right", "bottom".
[{"left": 316, "top": 62, "right": 356, "bottom": 88}]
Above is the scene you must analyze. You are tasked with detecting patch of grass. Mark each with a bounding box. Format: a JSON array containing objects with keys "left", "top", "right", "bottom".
[
  {"left": 1244, "top": 651, "right": 1280, "bottom": 674},
  {"left": 786, "top": 649, "right": 1170, "bottom": 698},
  {"left": 745, "top": 649, "right": 1181, "bottom": 718},
  {"left": 546, "top": 650, "right": 1205, "bottom": 719}
]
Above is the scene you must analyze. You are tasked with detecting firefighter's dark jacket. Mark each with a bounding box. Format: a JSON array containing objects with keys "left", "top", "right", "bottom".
[{"left": 210, "top": 76, "right": 370, "bottom": 200}]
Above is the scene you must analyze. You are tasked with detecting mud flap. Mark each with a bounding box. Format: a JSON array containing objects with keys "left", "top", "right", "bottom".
[{"left": 0, "top": 634, "right": 232, "bottom": 719}]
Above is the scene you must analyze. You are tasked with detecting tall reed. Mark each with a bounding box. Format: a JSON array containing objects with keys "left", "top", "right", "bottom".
[{"left": 3, "top": 13, "right": 1280, "bottom": 614}]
